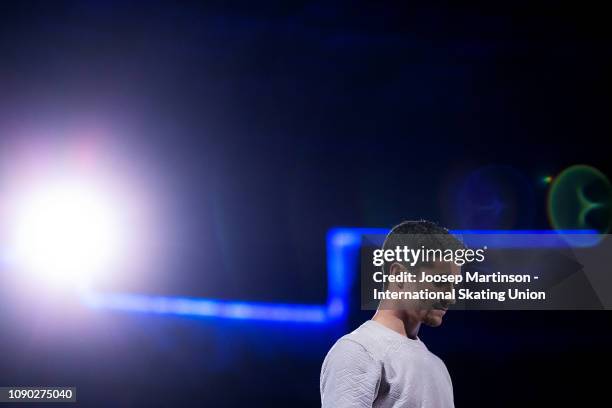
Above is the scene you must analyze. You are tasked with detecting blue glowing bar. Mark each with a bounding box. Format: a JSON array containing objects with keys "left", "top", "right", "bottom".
[
  {"left": 82, "top": 291, "right": 328, "bottom": 323},
  {"left": 81, "top": 228, "right": 599, "bottom": 323}
]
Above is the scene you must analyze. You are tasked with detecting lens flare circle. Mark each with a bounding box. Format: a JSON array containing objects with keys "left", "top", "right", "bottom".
[{"left": 548, "top": 164, "right": 612, "bottom": 234}]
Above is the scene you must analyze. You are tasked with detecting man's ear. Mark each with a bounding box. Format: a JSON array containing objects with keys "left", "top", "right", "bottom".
[{"left": 390, "top": 262, "right": 405, "bottom": 289}]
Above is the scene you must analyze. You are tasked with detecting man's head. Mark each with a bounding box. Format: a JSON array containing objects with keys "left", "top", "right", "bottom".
[{"left": 381, "top": 220, "right": 464, "bottom": 327}]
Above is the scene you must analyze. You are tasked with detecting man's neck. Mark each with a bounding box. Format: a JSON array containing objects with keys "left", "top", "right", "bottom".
[{"left": 372, "top": 308, "right": 421, "bottom": 340}]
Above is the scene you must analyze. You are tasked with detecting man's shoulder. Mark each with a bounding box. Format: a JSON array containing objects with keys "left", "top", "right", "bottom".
[
  {"left": 324, "top": 337, "right": 373, "bottom": 366},
  {"left": 327, "top": 321, "right": 392, "bottom": 362},
  {"left": 321, "top": 329, "right": 383, "bottom": 381}
]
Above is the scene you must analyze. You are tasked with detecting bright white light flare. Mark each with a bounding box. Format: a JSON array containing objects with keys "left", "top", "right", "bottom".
[{"left": 8, "top": 177, "right": 124, "bottom": 289}]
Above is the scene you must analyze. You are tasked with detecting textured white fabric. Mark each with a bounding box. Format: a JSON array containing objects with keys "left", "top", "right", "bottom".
[{"left": 320, "top": 320, "right": 454, "bottom": 408}]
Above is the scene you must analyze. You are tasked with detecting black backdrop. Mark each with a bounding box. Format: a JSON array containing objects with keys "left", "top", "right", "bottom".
[{"left": 1, "top": 1, "right": 611, "bottom": 406}]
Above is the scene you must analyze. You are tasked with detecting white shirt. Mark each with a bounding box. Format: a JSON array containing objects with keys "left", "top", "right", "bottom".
[{"left": 320, "top": 320, "right": 454, "bottom": 408}]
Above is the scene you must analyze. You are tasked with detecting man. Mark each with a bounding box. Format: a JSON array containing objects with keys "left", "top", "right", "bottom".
[{"left": 320, "top": 220, "right": 463, "bottom": 408}]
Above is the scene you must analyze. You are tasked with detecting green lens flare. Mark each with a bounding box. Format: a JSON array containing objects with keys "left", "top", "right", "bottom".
[{"left": 547, "top": 165, "right": 612, "bottom": 233}]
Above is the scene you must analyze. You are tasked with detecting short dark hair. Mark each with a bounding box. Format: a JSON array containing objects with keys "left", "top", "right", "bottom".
[{"left": 382, "top": 220, "right": 465, "bottom": 275}]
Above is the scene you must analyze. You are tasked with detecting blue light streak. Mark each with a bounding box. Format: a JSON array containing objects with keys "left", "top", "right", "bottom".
[
  {"left": 82, "top": 291, "right": 328, "bottom": 323},
  {"left": 81, "top": 228, "right": 599, "bottom": 323}
]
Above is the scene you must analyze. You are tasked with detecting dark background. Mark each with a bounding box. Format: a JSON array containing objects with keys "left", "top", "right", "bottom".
[{"left": 1, "top": 1, "right": 611, "bottom": 406}]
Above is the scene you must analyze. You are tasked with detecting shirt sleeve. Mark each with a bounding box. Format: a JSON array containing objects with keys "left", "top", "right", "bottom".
[{"left": 320, "top": 339, "right": 382, "bottom": 408}]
